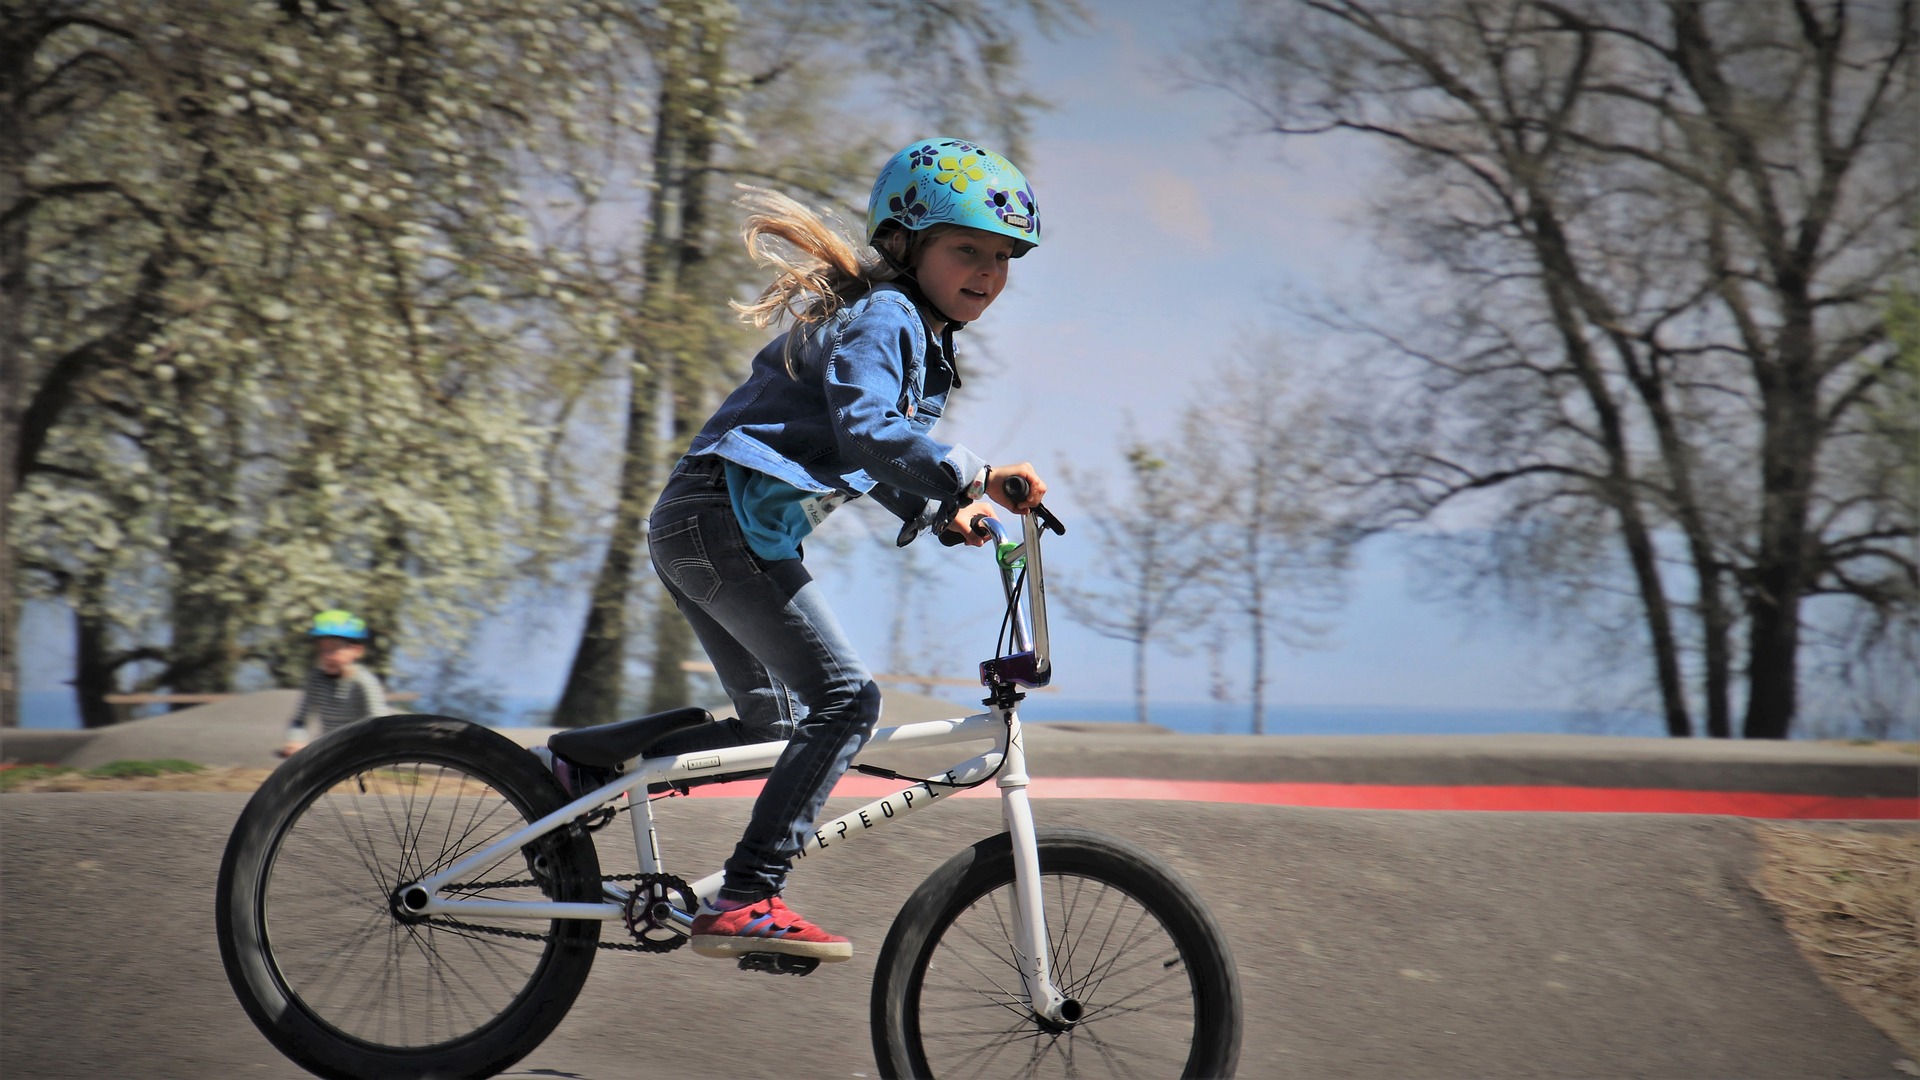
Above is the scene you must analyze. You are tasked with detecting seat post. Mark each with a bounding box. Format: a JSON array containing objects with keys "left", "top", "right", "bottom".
[{"left": 630, "top": 787, "right": 663, "bottom": 874}]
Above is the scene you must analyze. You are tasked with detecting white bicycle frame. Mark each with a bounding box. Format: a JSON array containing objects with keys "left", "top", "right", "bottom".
[{"left": 398, "top": 508, "right": 1072, "bottom": 1022}]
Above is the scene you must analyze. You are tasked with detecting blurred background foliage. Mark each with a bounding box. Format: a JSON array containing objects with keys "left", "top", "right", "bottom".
[
  {"left": 4, "top": 0, "right": 1914, "bottom": 739},
  {"left": 2, "top": 0, "right": 1079, "bottom": 727}
]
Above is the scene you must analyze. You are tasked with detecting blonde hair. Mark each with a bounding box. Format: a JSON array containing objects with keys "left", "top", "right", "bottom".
[{"left": 730, "top": 186, "right": 948, "bottom": 333}]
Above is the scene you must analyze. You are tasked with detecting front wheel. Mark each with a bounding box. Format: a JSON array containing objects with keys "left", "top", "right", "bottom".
[
  {"left": 215, "top": 715, "right": 603, "bottom": 1080},
  {"left": 871, "top": 828, "right": 1241, "bottom": 1079}
]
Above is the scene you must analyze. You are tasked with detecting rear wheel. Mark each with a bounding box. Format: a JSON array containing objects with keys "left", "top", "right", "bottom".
[
  {"left": 216, "top": 715, "right": 602, "bottom": 1080},
  {"left": 871, "top": 828, "right": 1240, "bottom": 1078}
]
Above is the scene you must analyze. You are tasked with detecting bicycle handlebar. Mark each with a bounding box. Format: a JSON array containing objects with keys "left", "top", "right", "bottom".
[
  {"left": 916, "top": 473, "right": 1056, "bottom": 689},
  {"left": 929, "top": 473, "right": 1067, "bottom": 547},
  {"left": 1000, "top": 476, "right": 1066, "bottom": 536}
]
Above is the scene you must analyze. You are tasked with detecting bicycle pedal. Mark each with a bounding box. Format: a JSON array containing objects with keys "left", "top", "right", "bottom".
[{"left": 736, "top": 952, "right": 819, "bottom": 977}]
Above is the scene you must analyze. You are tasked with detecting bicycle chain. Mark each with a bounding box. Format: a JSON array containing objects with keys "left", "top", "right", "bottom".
[
  {"left": 436, "top": 871, "right": 681, "bottom": 952},
  {"left": 427, "top": 914, "right": 662, "bottom": 953},
  {"left": 420, "top": 791, "right": 689, "bottom": 952}
]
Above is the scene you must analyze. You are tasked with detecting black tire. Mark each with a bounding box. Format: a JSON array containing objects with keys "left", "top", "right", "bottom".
[
  {"left": 215, "top": 715, "right": 602, "bottom": 1080},
  {"left": 872, "top": 828, "right": 1240, "bottom": 1079}
]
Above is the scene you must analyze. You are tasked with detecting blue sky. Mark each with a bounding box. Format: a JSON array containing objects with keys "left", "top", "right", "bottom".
[
  {"left": 723, "top": 0, "right": 1598, "bottom": 715},
  {"left": 829, "top": 0, "right": 1600, "bottom": 712},
  {"left": 19, "top": 1, "right": 1613, "bottom": 721}
]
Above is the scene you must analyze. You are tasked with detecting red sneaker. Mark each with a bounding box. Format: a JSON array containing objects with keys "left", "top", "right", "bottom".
[{"left": 690, "top": 897, "right": 852, "bottom": 962}]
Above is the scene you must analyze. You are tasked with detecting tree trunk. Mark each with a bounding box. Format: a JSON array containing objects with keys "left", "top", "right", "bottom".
[
  {"left": 1133, "top": 635, "right": 1150, "bottom": 725},
  {"left": 159, "top": 367, "right": 241, "bottom": 706},
  {"left": 1247, "top": 535, "right": 1267, "bottom": 736},
  {"left": 555, "top": 358, "right": 661, "bottom": 727},
  {"left": 644, "top": 6, "right": 730, "bottom": 716},
  {"left": 886, "top": 542, "right": 916, "bottom": 682},
  {"left": 1647, "top": 350, "right": 1736, "bottom": 737},
  {"left": 1698, "top": 565, "right": 1734, "bottom": 738},
  {"left": 1621, "top": 364, "right": 1734, "bottom": 737},
  {"left": 643, "top": 591, "right": 695, "bottom": 713},
  {"left": 0, "top": 418, "right": 15, "bottom": 729},
  {"left": 1520, "top": 191, "right": 1694, "bottom": 738},
  {"left": 1667, "top": 0, "right": 1840, "bottom": 738},
  {"left": 167, "top": 471, "right": 240, "bottom": 705},
  {"left": 1743, "top": 568, "right": 1803, "bottom": 740},
  {"left": 1743, "top": 327, "right": 1821, "bottom": 739},
  {"left": 1, "top": 18, "right": 30, "bottom": 728},
  {"left": 168, "top": 563, "right": 237, "bottom": 702},
  {"left": 1248, "top": 622, "right": 1266, "bottom": 735},
  {"left": 557, "top": 0, "right": 728, "bottom": 725},
  {"left": 355, "top": 512, "right": 409, "bottom": 683},
  {"left": 1616, "top": 504, "right": 1691, "bottom": 738},
  {"left": 639, "top": 329, "right": 698, "bottom": 715},
  {"left": 72, "top": 573, "right": 121, "bottom": 729}
]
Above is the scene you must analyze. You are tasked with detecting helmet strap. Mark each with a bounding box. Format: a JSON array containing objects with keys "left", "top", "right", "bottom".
[{"left": 941, "top": 324, "right": 963, "bottom": 388}]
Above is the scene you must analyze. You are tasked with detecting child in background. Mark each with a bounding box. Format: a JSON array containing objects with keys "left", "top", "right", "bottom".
[
  {"left": 648, "top": 138, "right": 1049, "bottom": 963},
  {"left": 279, "top": 609, "right": 390, "bottom": 758}
]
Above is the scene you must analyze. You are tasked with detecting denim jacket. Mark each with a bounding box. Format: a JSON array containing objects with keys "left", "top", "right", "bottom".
[{"left": 686, "top": 283, "right": 986, "bottom": 531}]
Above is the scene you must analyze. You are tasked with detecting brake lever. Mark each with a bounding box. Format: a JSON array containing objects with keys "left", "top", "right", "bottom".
[{"left": 1000, "top": 476, "right": 1066, "bottom": 536}]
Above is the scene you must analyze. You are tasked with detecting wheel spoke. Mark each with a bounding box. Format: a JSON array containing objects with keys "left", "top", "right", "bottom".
[
  {"left": 884, "top": 832, "right": 1236, "bottom": 1079},
  {"left": 226, "top": 718, "right": 599, "bottom": 1077}
]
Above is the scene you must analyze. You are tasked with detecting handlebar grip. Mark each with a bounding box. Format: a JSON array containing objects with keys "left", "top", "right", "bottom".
[
  {"left": 995, "top": 473, "right": 1066, "bottom": 535},
  {"left": 937, "top": 516, "right": 992, "bottom": 546}
]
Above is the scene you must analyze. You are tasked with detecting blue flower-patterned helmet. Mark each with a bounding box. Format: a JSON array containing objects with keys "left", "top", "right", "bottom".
[{"left": 866, "top": 138, "right": 1040, "bottom": 258}]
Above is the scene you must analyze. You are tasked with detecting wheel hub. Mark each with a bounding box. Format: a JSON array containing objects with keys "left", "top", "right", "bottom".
[
  {"left": 389, "top": 883, "right": 432, "bottom": 924},
  {"left": 1035, "top": 997, "right": 1083, "bottom": 1032}
]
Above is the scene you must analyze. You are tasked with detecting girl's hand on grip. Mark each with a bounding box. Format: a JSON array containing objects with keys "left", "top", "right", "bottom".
[
  {"left": 988, "top": 463, "right": 1045, "bottom": 513},
  {"left": 943, "top": 503, "right": 999, "bottom": 547}
]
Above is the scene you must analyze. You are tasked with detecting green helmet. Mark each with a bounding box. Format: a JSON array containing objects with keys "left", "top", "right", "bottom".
[
  {"left": 310, "top": 609, "right": 368, "bottom": 641},
  {"left": 866, "top": 138, "right": 1040, "bottom": 257}
]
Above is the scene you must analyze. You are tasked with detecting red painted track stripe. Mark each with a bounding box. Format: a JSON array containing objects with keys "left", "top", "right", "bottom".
[{"left": 674, "top": 775, "right": 1916, "bottom": 820}]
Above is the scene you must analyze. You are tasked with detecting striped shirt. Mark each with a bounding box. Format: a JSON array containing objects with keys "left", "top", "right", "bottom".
[{"left": 289, "top": 666, "right": 390, "bottom": 738}]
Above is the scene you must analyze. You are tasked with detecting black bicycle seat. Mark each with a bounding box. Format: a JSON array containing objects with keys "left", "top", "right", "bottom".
[{"left": 548, "top": 706, "right": 712, "bottom": 768}]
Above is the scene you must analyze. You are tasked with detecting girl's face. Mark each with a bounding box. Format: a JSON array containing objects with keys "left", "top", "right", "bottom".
[{"left": 915, "top": 227, "right": 1014, "bottom": 325}]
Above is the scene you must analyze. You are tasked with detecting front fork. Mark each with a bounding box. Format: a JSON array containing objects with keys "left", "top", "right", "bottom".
[{"left": 998, "top": 716, "right": 1076, "bottom": 1027}]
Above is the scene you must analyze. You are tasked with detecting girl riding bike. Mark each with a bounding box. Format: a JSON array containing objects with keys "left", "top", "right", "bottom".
[
  {"left": 217, "top": 139, "right": 1240, "bottom": 1080},
  {"left": 644, "top": 138, "right": 1048, "bottom": 961}
]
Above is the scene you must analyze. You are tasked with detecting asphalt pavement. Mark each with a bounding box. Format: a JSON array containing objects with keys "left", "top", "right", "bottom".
[
  {"left": 3, "top": 794, "right": 1913, "bottom": 1079},
  {"left": 1, "top": 692, "right": 1915, "bottom": 1078}
]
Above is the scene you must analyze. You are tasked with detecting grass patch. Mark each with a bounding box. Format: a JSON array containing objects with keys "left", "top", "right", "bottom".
[
  {"left": 0, "top": 764, "right": 77, "bottom": 791},
  {"left": 1823, "top": 739, "right": 1920, "bottom": 757},
  {"left": 1753, "top": 823, "right": 1920, "bottom": 1059},
  {"left": 368, "top": 767, "right": 422, "bottom": 787},
  {"left": 1, "top": 758, "right": 209, "bottom": 792},
  {"left": 85, "top": 759, "right": 205, "bottom": 779}
]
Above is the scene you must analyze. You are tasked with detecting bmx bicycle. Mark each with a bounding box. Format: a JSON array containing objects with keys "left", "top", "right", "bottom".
[{"left": 215, "top": 480, "right": 1242, "bottom": 1079}]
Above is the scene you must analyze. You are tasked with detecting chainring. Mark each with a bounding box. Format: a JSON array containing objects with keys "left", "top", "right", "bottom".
[{"left": 621, "top": 872, "right": 696, "bottom": 953}]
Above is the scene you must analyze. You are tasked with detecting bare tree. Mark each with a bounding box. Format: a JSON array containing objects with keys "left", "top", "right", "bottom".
[
  {"left": 1180, "top": 344, "right": 1349, "bottom": 735},
  {"left": 556, "top": 0, "right": 733, "bottom": 727},
  {"left": 1054, "top": 439, "right": 1219, "bottom": 725},
  {"left": 1205, "top": 0, "right": 1919, "bottom": 737}
]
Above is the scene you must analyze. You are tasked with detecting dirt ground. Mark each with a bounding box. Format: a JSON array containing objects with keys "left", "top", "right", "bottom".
[
  {"left": 0, "top": 764, "right": 499, "bottom": 797},
  {"left": 1752, "top": 822, "right": 1920, "bottom": 1059},
  {"left": 0, "top": 765, "right": 275, "bottom": 793}
]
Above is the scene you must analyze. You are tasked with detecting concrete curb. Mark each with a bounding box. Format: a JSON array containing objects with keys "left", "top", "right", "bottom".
[{"left": 5, "top": 691, "right": 1912, "bottom": 801}]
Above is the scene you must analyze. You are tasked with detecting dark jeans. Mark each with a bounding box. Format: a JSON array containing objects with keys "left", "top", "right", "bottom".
[{"left": 648, "top": 456, "right": 882, "bottom": 902}]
